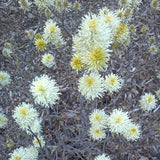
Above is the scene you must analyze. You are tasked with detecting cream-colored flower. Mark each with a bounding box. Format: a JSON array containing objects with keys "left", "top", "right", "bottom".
[
  {"left": 89, "top": 125, "right": 106, "bottom": 141},
  {"left": 89, "top": 109, "right": 108, "bottom": 128},
  {"left": 139, "top": 93, "right": 157, "bottom": 111},
  {"left": 123, "top": 123, "right": 141, "bottom": 141},
  {"left": 0, "top": 113, "right": 8, "bottom": 128},
  {"left": 78, "top": 72, "right": 104, "bottom": 100},
  {"left": 13, "top": 102, "right": 39, "bottom": 131},
  {"left": 107, "top": 109, "right": 130, "bottom": 134},
  {"left": 104, "top": 73, "right": 122, "bottom": 93},
  {"left": 43, "top": 19, "right": 64, "bottom": 47},
  {"left": 33, "top": 135, "right": 45, "bottom": 148},
  {"left": 30, "top": 75, "right": 60, "bottom": 108},
  {"left": 0, "top": 71, "right": 11, "bottom": 87},
  {"left": 41, "top": 53, "right": 55, "bottom": 68}
]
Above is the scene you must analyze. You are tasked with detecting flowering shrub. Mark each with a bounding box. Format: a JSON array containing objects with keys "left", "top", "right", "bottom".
[{"left": 0, "top": 0, "right": 160, "bottom": 159}]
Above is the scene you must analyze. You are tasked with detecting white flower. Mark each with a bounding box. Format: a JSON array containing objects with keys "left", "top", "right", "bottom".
[
  {"left": 139, "top": 93, "right": 157, "bottom": 111},
  {"left": 0, "top": 71, "right": 11, "bottom": 87},
  {"left": 25, "top": 146, "right": 39, "bottom": 160},
  {"left": 104, "top": 73, "right": 122, "bottom": 93},
  {"left": 26, "top": 118, "right": 42, "bottom": 135},
  {"left": 95, "top": 153, "right": 110, "bottom": 160},
  {"left": 41, "top": 53, "right": 55, "bottom": 68},
  {"left": 119, "top": 0, "right": 131, "bottom": 8},
  {"left": 72, "top": 13, "right": 112, "bottom": 56},
  {"left": 34, "top": 0, "right": 53, "bottom": 9},
  {"left": 89, "top": 109, "right": 108, "bottom": 128},
  {"left": 107, "top": 109, "right": 130, "bottom": 134},
  {"left": 13, "top": 102, "right": 39, "bottom": 131},
  {"left": 9, "top": 146, "right": 38, "bottom": 160},
  {"left": 0, "top": 113, "right": 8, "bottom": 128},
  {"left": 99, "top": 9, "right": 121, "bottom": 34},
  {"left": 78, "top": 72, "right": 104, "bottom": 100},
  {"left": 82, "top": 47, "right": 110, "bottom": 71},
  {"left": 30, "top": 75, "right": 60, "bottom": 108},
  {"left": 43, "top": 19, "right": 64, "bottom": 48},
  {"left": 18, "top": 0, "right": 31, "bottom": 12},
  {"left": 33, "top": 135, "right": 45, "bottom": 148},
  {"left": 9, "top": 147, "right": 26, "bottom": 160},
  {"left": 89, "top": 125, "right": 106, "bottom": 141},
  {"left": 2, "top": 48, "right": 12, "bottom": 57},
  {"left": 123, "top": 123, "right": 141, "bottom": 141}
]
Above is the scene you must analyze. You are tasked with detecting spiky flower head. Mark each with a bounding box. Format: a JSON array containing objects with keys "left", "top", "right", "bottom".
[
  {"left": 30, "top": 75, "right": 60, "bottom": 108},
  {"left": 34, "top": 0, "right": 53, "bottom": 9},
  {"left": 123, "top": 123, "right": 141, "bottom": 141},
  {"left": 151, "top": 0, "right": 160, "bottom": 10},
  {"left": 33, "top": 135, "right": 45, "bottom": 148},
  {"left": 35, "top": 33, "right": 42, "bottom": 40},
  {"left": 0, "top": 113, "right": 8, "bottom": 128},
  {"left": 43, "top": 19, "right": 64, "bottom": 47},
  {"left": 53, "top": 0, "right": 71, "bottom": 13},
  {"left": 149, "top": 45, "right": 158, "bottom": 55},
  {"left": 114, "top": 23, "right": 130, "bottom": 44},
  {"left": 89, "top": 125, "right": 106, "bottom": 141},
  {"left": 95, "top": 154, "right": 110, "bottom": 160},
  {"left": 83, "top": 47, "right": 110, "bottom": 71},
  {"left": 139, "top": 93, "right": 157, "bottom": 111},
  {"left": 99, "top": 9, "right": 121, "bottom": 34},
  {"left": 141, "top": 25, "right": 147, "bottom": 34},
  {"left": 73, "top": 1, "right": 81, "bottom": 11},
  {"left": 9, "top": 146, "right": 38, "bottom": 160},
  {"left": 0, "top": 71, "right": 11, "bottom": 87},
  {"left": 2, "top": 48, "right": 12, "bottom": 57},
  {"left": 119, "top": 0, "right": 131, "bottom": 8},
  {"left": 104, "top": 73, "right": 122, "bottom": 93},
  {"left": 70, "top": 54, "right": 83, "bottom": 71},
  {"left": 13, "top": 102, "right": 39, "bottom": 131},
  {"left": 35, "top": 38, "right": 47, "bottom": 51},
  {"left": 89, "top": 109, "right": 108, "bottom": 128},
  {"left": 41, "top": 53, "right": 55, "bottom": 68},
  {"left": 9, "top": 147, "right": 27, "bottom": 160},
  {"left": 78, "top": 72, "right": 104, "bottom": 100},
  {"left": 149, "top": 36, "right": 156, "bottom": 44},
  {"left": 107, "top": 109, "right": 130, "bottom": 134},
  {"left": 18, "top": 0, "right": 31, "bottom": 12}
]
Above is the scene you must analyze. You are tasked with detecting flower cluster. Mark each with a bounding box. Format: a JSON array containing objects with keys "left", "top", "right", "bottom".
[
  {"left": 89, "top": 108, "right": 141, "bottom": 141},
  {"left": 43, "top": 19, "right": 64, "bottom": 48},
  {"left": 18, "top": 0, "right": 31, "bottom": 12},
  {"left": 89, "top": 109, "right": 108, "bottom": 140},
  {"left": 2, "top": 42, "right": 13, "bottom": 57},
  {"left": 30, "top": 74, "right": 60, "bottom": 108}
]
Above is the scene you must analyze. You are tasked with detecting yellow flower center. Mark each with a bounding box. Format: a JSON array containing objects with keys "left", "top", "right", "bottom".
[
  {"left": 130, "top": 127, "right": 137, "bottom": 134},
  {"left": 85, "top": 77, "right": 95, "bottom": 86},
  {"left": 109, "top": 77, "right": 117, "bottom": 85},
  {"left": 95, "top": 115, "right": 100, "bottom": 121},
  {"left": 34, "top": 139, "right": 39, "bottom": 145},
  {"left": 35, "top": 33, "right": 42, "bottom": 40},
  {"left": 0, "top": 117, "right": 3, "bottom": 122},
  {"left": 19, "top": 108, "right": 28, "bottom": 116},
  {"left": 95, "top": 129, "right": 100, "bottom": 134},
  {"left": 45, "top": 55, "right": 52, "bottom": 60},
  {"left": 115, "top": 116, "right": 122, "bottom": 123},
  {"left": 105, "top": 16, "right": 112, "bottom": 23},
  {"left": 49, "top": 25, "right": 56, "bottom": 33},
  {"left": 103, "top": 9, "right": 109, "bottom": 14},
  {"left": 13, "top": 156, "right": 20, "bottom": 160},
  {"left": 89, "top": 48, "right": 106, "bottom": 64},
  {"left": 0, "top": 74, "right": 4, "bottom": 79},
  {"left": 38, "top": 85, "right": 46, "bottom": 92},
  {"left": 88, "top": 19, "right": 98, "bottom": 28},
  {"left": 148, "top": 96, "right": 153, "bottom": 102}
]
